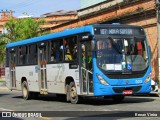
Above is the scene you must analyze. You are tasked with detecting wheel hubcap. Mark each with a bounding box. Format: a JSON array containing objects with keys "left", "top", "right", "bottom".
[{"left": 71, "top": 87, "right": 77, "bottom": 98}]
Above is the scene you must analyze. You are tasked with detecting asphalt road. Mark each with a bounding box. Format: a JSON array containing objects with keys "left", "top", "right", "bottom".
[{"left": 0, "top": 89, "right": 159, "bottom": 120}]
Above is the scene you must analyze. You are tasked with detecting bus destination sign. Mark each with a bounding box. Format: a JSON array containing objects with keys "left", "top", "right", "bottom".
[
  {"left": 100, "top": 29, "right": 133, "bottom": 35},
  {"left": 94, "top": 27, "right": 144, "bottom": 36}
]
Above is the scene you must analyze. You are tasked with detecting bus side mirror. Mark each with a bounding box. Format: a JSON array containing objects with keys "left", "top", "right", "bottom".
[{"left": 91, "top": 41, "right": 96, "bottom": 51}]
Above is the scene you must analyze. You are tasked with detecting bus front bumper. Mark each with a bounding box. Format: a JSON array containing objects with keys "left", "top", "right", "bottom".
[{"left": 94, "top": 82, "right": 151, "bottom": 96}]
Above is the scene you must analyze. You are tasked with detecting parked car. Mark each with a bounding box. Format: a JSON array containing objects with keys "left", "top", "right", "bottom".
[{"left": 150, "top": 79, "right": 159, "bottom": 97}]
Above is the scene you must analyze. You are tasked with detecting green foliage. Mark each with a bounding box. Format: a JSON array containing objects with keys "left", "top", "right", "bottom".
[
  {"left": 0, "top": 39, "right": 6, "bottom": 63},
  {"left": 4, "top": 18, "right": 46, "bottom": 42},
  {"left": 0, "top": 17, "right": 46, "bottom": 64}
]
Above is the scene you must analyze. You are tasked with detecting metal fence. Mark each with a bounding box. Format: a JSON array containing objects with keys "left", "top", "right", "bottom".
[{"left": 0, "top": 67, "right": 5, "bottom": 78}]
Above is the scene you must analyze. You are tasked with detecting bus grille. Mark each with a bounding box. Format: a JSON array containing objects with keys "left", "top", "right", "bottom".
[
  {"left": 112, "top": 86, "right": 142, "bottom": 93},
  {"left": 106, "top": 73, "right": 144, "bottom": 79}
]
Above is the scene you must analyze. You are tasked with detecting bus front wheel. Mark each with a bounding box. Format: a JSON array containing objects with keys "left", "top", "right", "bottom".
[
  {"left": 22, "top": 81, "right": 31, "bottom": 100},
  {"left": 66, "top": 84, "right": 70, "bottom": 102}
]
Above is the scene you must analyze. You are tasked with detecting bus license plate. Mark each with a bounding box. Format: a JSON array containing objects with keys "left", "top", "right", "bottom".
[{"left": 123, "top": 90, "right": 133, "bottom": 95}]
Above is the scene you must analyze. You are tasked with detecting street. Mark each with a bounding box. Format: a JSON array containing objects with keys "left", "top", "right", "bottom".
[{"left": 0, "top": 89, "right": 160, "bottom": 120}]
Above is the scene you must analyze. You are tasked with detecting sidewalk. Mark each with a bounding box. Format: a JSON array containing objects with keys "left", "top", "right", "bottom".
[
  {"left": 0, "top": 86, "right": 9, "bottom": 90},
  {"left": 0, "top": 82, "right": 9, "bottom": 90}
]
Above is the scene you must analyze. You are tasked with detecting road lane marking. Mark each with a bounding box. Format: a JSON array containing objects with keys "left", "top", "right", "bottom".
[{"left": 0, "top": 108, "right": 14, "bottom": 111}]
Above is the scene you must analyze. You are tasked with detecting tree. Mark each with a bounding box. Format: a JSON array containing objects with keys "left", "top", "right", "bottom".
[
  {"left": 0, "top": 17, "right": 47, "bottom": 64},
  {"left": 3, "top": 17, "right": 46, "bottom": 42},
  {"left": 0, "top": 39, "right": 6, "bottom": 64}
]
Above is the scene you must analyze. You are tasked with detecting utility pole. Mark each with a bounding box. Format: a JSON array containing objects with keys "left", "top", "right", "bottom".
[{"left": 156, "top": 0, "right": 160, "bottom": 86}]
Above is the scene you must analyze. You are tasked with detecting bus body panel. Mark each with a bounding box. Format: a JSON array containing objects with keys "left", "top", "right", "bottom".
[
  {"left": 46, "top": 63, "right": 80, "bottom": 94},
  {"left": 15, "top": 66, "right": 39, "bottom": 91},
  {"left": 93, "top": 59, "right": 152, "bottom": 96}
]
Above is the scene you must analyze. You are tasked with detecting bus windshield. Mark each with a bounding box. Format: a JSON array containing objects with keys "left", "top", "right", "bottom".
[{"left": 96, "top": 37, "right": 149, "bottom": 72}]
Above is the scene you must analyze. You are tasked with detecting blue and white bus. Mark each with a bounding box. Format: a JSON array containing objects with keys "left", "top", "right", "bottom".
[{"left": 5, "top": 24, "right": 151, "bottom": 104}]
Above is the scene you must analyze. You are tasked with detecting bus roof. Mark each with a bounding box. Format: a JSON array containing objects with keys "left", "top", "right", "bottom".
[
  {"left": 6, "top": 25, "right": 94, "bottom": 48},
  {"left": 6, "top": 24, "right": 143, "bottom": 48}
]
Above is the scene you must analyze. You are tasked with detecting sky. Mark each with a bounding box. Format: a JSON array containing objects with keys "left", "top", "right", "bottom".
[{"left": 0, "top": 0, "right": 80, "bottom": 17}]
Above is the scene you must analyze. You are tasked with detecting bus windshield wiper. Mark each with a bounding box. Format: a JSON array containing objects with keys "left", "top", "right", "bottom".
[{"left": 108, "top": 37, "right": 122, "bottom": 54}]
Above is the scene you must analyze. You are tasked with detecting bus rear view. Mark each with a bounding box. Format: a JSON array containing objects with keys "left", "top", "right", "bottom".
[{"left": 93, "top": 25, "right": 151, "bottom": 101}]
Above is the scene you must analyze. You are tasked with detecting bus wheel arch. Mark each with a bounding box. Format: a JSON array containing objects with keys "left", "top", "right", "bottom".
[
  {"left": 21, "top": 77, "right": 27, "bottom": 86},
  {"left": 65, "top": 77, "right": 80, "bottom": 104},
  {"left": 65, "top": 77, "right": 74, "bottom": 102}
]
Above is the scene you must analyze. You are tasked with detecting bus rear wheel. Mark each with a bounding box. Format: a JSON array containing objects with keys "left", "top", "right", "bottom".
[
  {"left": 22, "top": 81, "right": 31, "bottom": 100},
  {"left": 66, "top": 84, "right": 70, "bottom": 102},
  {"left": 69, "top": 82, "right": 80, "bottom": 104}
]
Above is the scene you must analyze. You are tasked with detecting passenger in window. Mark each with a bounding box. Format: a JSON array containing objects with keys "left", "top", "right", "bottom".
[
  {"left": 65, "top": 44, "right": 72, "bottom": 61},
  {"left": 51, "top": 47, "right": 56, "bottom": 62},
  {"left": 88, "top": 50, "right": 92, "bottom": 71},
  {"left": 137, "top": 42, "right": 143, "bottom": 56},
  {"left": 82, "top": 44, "right": 86, "bottom": 67},
  {"left": 73, "top": 44, "right": 77, "bottom": 59},
  {"left": 19, "top": 47, "right": 23, "bottom": 64}
]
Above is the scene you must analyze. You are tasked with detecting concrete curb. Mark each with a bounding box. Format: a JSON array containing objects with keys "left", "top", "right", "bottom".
[{"left": 0, "top": 86, "right": 9, "bottom": 90}]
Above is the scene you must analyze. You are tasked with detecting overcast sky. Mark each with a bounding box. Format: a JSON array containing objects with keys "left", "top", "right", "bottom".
[{"left": 0, "top": 0, "right": 80, "bottom": 17}]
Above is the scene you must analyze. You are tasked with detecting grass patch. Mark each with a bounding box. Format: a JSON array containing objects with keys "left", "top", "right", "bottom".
[{"left": 0, "top": 80, "right": 5, "bottom": 82}]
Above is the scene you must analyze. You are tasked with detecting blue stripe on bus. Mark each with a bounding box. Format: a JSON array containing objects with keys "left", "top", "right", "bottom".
[{"left": 6, "top": 25, "right": 94, "bottom": 48}]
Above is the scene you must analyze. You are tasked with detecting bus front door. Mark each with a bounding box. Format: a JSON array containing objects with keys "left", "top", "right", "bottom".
[
  {"left": 38, "top": 46, "right": 48, "bottom": 94},
  {"left": 9, "top": 50, "right": 16, "bottom": 89},
  {"left": 80, "top": 41, "right": 93, "bottom": 95}
]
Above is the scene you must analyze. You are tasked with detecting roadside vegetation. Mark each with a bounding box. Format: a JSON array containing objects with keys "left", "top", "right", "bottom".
[
  {"left": 0, "top": 17, "right": 48, "bottom": 64},
  {"left": 0, "top": 79, "right": 5, "bottom": 82}
]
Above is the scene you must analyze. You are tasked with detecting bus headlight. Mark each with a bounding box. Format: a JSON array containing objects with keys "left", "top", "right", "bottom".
[
  {"left": 144, "top": 73, "right": 151, "bottom": 84},
  {"left": 97, "top": 74, "right": 109, "bottom": 85}
]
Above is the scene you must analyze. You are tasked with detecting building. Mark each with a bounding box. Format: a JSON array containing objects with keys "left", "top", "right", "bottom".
[
  {"left": 80, "top": 0, "right": 106, "bottom": 9},
  {"left": 40, "top": 10, "right": 78, "bottom": 30},
  {"left": 0, "top": 10, "right": 13, "bottom": 34}
]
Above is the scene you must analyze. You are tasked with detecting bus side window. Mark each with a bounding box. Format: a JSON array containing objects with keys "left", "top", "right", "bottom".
[
  {"left": 50, "top": 39, "right": 63, "bottom": 62},
  {"left": 18, "top": 47, "right": 22, "bottom": 65},
  {"left": 64, "top": 36, "right": 77, "bottom": 61},
  {"left": 21, "top": 46, "right": 28, "bottom": 65},
  {"left": 29, "top": 44, "right": 37, "bottom": 64},
  {"left": 50, "top": 40, "right": 55, "bottom": 62},
  {"left": 59, "top": 39, "right": 64, "bottom": 61}
]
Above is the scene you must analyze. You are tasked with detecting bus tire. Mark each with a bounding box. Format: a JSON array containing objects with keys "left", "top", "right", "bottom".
[
  {"left": 22, "top": 81, "right": 31, "bottom": 100},
  {"left": 112, "top": 95, "right": 125, "bottom": 103},
  {"left": 69, "top": 82, "right": 80, "bottom": 104},
  {"left": 66, "top": 84, "right": 70, "bottom": 102}
]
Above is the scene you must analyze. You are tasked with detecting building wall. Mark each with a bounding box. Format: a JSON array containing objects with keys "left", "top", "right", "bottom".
[{"left": 80, "top": 0, "right": 106, "bottom": 9}]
